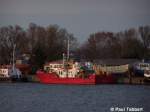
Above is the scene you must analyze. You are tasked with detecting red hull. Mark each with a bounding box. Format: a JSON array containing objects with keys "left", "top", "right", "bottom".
[{"left": 36, "top": 71, "right": 116, "bottom": 85}]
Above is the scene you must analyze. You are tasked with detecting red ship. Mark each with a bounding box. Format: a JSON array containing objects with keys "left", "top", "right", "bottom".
[
  {"left": 36, "top": 70, "right": 115, "bottom": 85},
  {"left": 36, "top": 39, "right": 115, "bottom": 85},
  {"left": 36, "top": 58, "right": 116, "bottom": 85}
]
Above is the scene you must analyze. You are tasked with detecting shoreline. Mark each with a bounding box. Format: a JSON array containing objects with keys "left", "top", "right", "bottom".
[{"left": 1, "top": 75, "right": 150, "bottom": 85}]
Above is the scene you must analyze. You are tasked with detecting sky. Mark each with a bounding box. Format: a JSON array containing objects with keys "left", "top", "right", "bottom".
[{"left": 0, "top": 0, "right": 150, "bottom": 43}]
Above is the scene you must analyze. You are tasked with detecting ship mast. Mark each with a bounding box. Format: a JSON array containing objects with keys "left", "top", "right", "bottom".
[
  {"left": 66, "top": 37, "right": 70, "bottom": 77},
  {"left": 63, "top": 37, "right": 70, "bottom": 66},
  {"left": 62, "top": 53, "right": 65, "bottom": 68},
  {"left": 12, "top": 44, "right": 16, "bottom": 73}
]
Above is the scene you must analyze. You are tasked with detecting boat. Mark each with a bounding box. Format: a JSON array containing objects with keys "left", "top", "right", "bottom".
[
  {"left": 37, "top": 70, "right": 96, "bottom": 85},
  {"left": 9, "top": 66, "right": 22, "bottom": 81},
  {"left": 0, "top": 44, "right": 25, "bottom": 82},
  {"left": 133, "top": 61, "right": 150, "bottom": 76},
  {"left": 0, "top": 65, "right": 22, "bottom": 81},
  {"left": 144, "top": 70, "right": 150, "bottom": 78},
  {"left": 0, "top": 68, "right": 11, "bottom": 82},
  {"left": 37, "top": 59, "right": 116, "bottom": 85},
  {"left": 143, "top": 64, "right": 150, "bottom": 82},
  {"left": 37, "top": 70, "right": 115, "bottom": 84},
  {"left": 93, "top": 64, "right": 129, "bottom": 75},
  {"left": 37, "top": 59, "right": 97, "bottom": 84},
  {"left": 36, "top": 39, "right": 115, "bottom": 85},
  {"left": 93, "top": 64, "right": 129, "bottom": 84}
]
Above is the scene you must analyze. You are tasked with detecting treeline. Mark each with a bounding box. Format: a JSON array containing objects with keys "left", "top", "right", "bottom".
[
  {"left": 0, "top": 23, "right": 77, "bottom": 67},
  {"left": 0, "top": 23, "right": 150, "bottom": 68},
  {"left": 77, "top": 26, "right": 150, "bottom": 60}
]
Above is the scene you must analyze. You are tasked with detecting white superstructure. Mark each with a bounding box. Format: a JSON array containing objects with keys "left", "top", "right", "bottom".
[
  {"left": 0, "top": 69, "right": 9, "bottom": 78},
  {"left": 44, "top": 60, "right": 80, "bottom": 78}
]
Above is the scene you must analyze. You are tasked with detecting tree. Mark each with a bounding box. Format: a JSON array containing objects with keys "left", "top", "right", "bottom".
[
  {"left": 0, "top": 23, "right": 77, "bottom": 68},
  {"left": 139, "top": 26, "right": 150, "bottom": 58},
  {"left": 33, "top": 44, "right": 46, "bottom": 68},
  {"left": 119, "top": 29, "right": 143, "bottom": 58},
  {"left": 0, "top": 25, "right": 27, "bottom": 64},
  {"left": 79, "top": 32, "right": 116, "bottom": 60},
  {"left": 78, "top": 28, "right": 145, "bottom": 60},
  {"left": 26, "top": 23, "right": 77, "bottom": 68}
]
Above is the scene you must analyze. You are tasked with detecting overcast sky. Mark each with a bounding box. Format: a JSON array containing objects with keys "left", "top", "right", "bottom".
[{"left": 0, "top": 0, "right": 150, "bottom": 42}]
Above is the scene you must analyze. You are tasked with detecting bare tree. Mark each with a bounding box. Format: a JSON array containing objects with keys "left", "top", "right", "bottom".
[
  {"left": 139, "top": 26, "right": 150, "bottom": 58},
  {"left": 0, "top": 25, "right": 27, "bottom": 64},
  {"left": 120, "top": 29, "right": 143, "bottom": 58}
]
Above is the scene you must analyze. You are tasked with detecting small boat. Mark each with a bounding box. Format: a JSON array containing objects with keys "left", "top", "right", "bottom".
[
  {"left": 0, "top": 64, "right": 28, "bottom": 82},
  {"left": 0, "top": 68, "right": 11, "bottom": 82},
  {"left": 143, "top": 70, "right": 150, "bottom": 83},
  {"left": 9, "top": 66, "right": 22, "bottom": 81},
  {"left": 133, "top": 61, "right": 150, "bottom": 76},
  {"left": 144, "top": 70, "right": 150, "bottom": 78}
]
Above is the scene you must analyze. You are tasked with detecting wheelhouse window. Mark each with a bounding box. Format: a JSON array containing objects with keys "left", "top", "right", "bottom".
[{"left": 45, "top": 67, "right": 50, "bottom": 72}]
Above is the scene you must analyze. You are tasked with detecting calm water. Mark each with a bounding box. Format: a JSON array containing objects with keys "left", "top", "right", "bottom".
[{"left": 0, "top": 83, "right": 149, "bottom": 112}]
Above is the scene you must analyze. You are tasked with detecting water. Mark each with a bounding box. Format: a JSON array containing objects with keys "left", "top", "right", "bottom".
[{"left": 0, "top": 83, "right": 149, "bottom": 112}]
